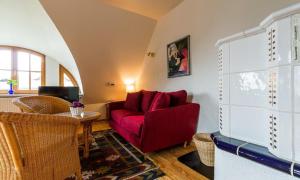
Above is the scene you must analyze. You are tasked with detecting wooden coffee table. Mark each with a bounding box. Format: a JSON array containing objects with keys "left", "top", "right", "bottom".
[{"left": 56, "top": 111, "right": 101, "bottom": 158}]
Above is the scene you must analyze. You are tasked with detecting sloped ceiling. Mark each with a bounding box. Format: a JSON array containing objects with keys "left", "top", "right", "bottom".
[
  {"left": 40, "top": 0, "right": 156, "bottom": 103},
  {"left": 101, "top": 0, "right": 184, "bottom": 20}
]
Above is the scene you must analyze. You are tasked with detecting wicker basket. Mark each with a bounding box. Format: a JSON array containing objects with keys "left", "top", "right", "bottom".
[{"left": 193, "top": 133, "right": 215, "bottom": 167}]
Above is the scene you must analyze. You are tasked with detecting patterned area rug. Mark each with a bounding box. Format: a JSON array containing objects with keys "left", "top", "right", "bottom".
[{"left": 79, "top": 130, "right": 165, "bottom": 180}]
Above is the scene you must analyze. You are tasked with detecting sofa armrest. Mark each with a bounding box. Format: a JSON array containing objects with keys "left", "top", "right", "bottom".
[
  {"left": 106, "top": 101, "right": 125, "bottom": 119},
  {"left": 141, "top": 103, "right": 200, "bottom": 152}
]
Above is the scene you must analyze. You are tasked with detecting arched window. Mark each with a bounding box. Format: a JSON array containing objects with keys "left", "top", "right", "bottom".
[
  {"left": 0, "top": 46, "right": 45, "bottom": 93},
  {"left": 59, "top": 65, "right": 78, "bottom": 87}
]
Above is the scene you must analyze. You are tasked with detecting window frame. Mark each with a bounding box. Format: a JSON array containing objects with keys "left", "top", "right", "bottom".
[
  {"left": 59, "top": 64, "right": 78, "bottom": 87},
  {"left": 0, "top": 46, "right": 45, "bottom": 94}
]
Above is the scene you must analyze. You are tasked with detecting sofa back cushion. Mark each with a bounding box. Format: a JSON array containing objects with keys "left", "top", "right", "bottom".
[
  {"left": 141, "top": 90, "right": 157, "bottom": 112},
  {"left": 149, "top": 92, "right": 170, "bottom": 111},
  {"left": 166, "top": 90, "right": 187, "bottom": 106},
  {"left": 124, "top": 91, "right": 142, "bottom": 112}
]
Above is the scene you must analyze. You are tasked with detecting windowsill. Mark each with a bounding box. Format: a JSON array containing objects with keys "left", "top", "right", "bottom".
[{"left": 0, "top": 94, "right": 37, "bottom": 98}]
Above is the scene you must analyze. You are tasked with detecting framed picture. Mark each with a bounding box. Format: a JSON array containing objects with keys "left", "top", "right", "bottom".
[{"left": 167, "top": 35, "right": 190, "bottom": 78}]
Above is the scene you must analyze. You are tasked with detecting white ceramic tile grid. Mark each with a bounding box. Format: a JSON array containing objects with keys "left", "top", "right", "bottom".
[
  {"left": 219, "top": 75, "right": 224, "bottom": 104},
  {"left": 292, "top": 14, "right": 300, "bottom": 63},
  {"left": 267, "top": 70, "right": 277, "bottom": 109},
  {"left": 222, "top": 74, "right": 230, "bottom": 105},
  {"left": 294, "top": 113, "right": 300, "bottom": 163},
  {"left": 218, "top": 48, "right": 223, "bottom": 74},
  {"left": 267, "top": 23, "right": 277, "bottom": 66},
  {"left": 267, "top": 111, "right": 293, "bottom": 161},
  {"left": 268, "top": 17, "right": 292, "bottom": 67},
  {"left": 267, "top": 112, "right": 277, "bottom": 154},
  {"left": 230, "top": 33, "right": 268, "bottom": 73},
  {"left": 230, "top": 106, "right": 268, "bottom": 147},
  {"left": 222, "top": 43, "right": 230, "bottom": 74},
  {"left": 219, "top": 105, "right": 230, "bottom": 137},
  {"left": 219, "top": 76, "right": 223, "bottom": 103},
  {"left": 218, "top": 46, "right": 224, "bottom": 105},
  {"left": 267, "top": 66, "right": 292, "bottom": 112},
  {"left": 294, "top": 65, "right": 300, "bottom": 113},
  {"left": 230, "top": 71, "right": 267, "bottom": 108}
]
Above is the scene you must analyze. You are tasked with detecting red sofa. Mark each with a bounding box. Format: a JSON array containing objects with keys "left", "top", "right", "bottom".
[{"left": 107, "top": 90, "right": 200, "bottom": 153}]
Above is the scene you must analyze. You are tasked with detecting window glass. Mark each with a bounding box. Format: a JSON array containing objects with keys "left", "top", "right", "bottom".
[
  {"left": 30, "top": 54, "right": 42, "bottom": 71},
  {"left": 0, "top": 49, "right": 12, "bottom": 70},
  {"left": 17, "top": 52, "right": 30, "bottom": 71},
  {"left": 0, "top": 70, "right": 11, "bottom": 90},
  {"left": 0, "top": 46, "right": 44, "bottom": 93},
  {"left": 18, "top": 71, "right": 30, "bottom": 90},
  {"left": 31, "top": 72, "right": 41, "bottom": 90},
  {"left": 63, "top": 73, "right": 74, "bottom": 87}
]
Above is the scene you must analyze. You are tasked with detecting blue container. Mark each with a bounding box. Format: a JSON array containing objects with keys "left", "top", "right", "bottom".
[{"left": 8, "top": 83, "right": 14, "bottom": 95}]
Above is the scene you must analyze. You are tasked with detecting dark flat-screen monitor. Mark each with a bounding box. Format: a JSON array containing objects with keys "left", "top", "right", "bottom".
[{"left": 38, "top": 86, "right": 79, "bottom": 102}]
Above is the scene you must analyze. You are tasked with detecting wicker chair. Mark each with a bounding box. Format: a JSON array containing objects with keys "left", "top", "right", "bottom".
[
  {"left": 0, "top": 112, "right": 82, "bottom": 180},
  {"left": 12, "top": 96, "right": 71, "bottom": 114}
]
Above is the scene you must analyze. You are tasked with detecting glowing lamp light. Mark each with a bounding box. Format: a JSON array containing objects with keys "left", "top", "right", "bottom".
[{"left": 124, "top": 79, "right": 135, "bottom": 93}]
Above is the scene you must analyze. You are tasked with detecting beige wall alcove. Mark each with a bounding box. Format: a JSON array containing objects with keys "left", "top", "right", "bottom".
[{"left": 40, "top": 0, "right": 156, "bottom": 103}]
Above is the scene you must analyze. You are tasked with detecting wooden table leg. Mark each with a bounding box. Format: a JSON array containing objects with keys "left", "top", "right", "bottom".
[{"left": 83, "top": 123, "right": 90, "bottom": 158}]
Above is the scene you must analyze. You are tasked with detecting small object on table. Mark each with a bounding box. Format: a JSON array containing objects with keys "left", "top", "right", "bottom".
[
  {"left": 7, "top": 79, "right": 17, "bottom": 95},
  {"left": 70, "top": 101, "right": 85, "bottom": 116},
  {"left": 55, "top": 111, "right": 101, "bottom": 158}
]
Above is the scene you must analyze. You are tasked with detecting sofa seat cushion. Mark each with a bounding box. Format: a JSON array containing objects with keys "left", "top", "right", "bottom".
[
  {"left": 121, "top": 115, "right": 144, "bottom": 137},
  {"left": 111, "top": 109, "right": 142, "bottom": 125}
]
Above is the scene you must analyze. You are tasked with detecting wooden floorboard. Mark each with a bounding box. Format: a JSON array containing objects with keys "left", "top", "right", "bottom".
[{"left": 92, "top": 121, "right": 208, "bottom": 180}]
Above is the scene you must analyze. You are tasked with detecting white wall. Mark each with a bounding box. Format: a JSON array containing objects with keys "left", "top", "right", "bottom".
[
  {"left": 139, "top": 0, "right": 299, "bottom": 133},
  {"left": 45, "top": 56, "right": 59, "bottom": 86}
]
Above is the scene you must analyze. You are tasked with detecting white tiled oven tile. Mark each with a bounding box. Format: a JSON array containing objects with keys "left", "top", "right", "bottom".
[
  {"left": 219, "top": 105, "right": 230, "bottom": 137},
  {"left": 267, "top": 111, "right": 293, "bottom": 161},
  {"left": 230, "top": 71, "right": 267, "bottom": 107},
  {"left": 230, "top": 33, "right": 267, "bottom": 73},
  {"left": 230, "top": 106, "right": 268, "bottom": 147}
]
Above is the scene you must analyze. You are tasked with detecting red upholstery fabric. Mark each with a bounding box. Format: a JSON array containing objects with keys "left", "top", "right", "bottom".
[
  {"left": 141, "top": 90, "right": 157, "bottom": 112},
  {"left": 121, "top": 116, "right": 144, "bottom": 137},
  {"left": 124, "top": 91, "right": 142, "bottom": 112},
  {"left": 166, "top": 90, "right": 187, "bottom": 106},
  {"left": 108, "top": 101, "right": 124, "bottom": 112},
  {"left": 107, "top": 101, "right": 125, "bottom": 119},
  {"left": 149, "top": 92, "right": 170, "bottom": 111},
  {"left": 110, "top": 120, "right": 141, "bottom": 149},
  {"left": 111, "top": 109, "right": 141, "bottom": 125},
  {"left": 108, "top": 90, "right": 200, "bottom": 153},
  {"left": 141, "top": 103, "right": 200, "bottom": 153}
]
